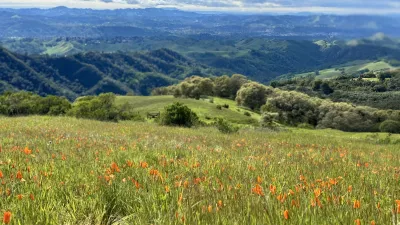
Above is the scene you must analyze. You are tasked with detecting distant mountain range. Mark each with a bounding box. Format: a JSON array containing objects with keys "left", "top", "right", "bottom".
[
  {"left": 1, "top": 7, "right": 400, "bottom": 38},
  {"left": 2, "top": 35, "right": 400, "bottom": 98}
]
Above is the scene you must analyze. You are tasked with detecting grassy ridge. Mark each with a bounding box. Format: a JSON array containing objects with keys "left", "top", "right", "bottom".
[
  {"left": 0, "top": 116, "right": 399, "bottom": 224},
  {"left": 116, "top": 95, "right": 260, "bottom": 125},
  {"left": 292, "top": 60, "right": 398, "bottom": 79}
]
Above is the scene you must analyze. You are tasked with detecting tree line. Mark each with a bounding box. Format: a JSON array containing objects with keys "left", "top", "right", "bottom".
[
  {"left": 153, "top": 74, "right": 400, "bottom": 133},
  {"left": 0, "top": 92, "right": 142, "bottom": 122}
]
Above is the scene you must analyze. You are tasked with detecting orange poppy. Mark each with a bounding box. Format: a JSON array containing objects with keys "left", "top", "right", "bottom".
[
  {"left": 283, "top": 210, "right": 289, "bottom": 220},
  {"left": 16, "top": 171, "right": 23, "bottom": 180},
  {"left": 354, "top": 200, "right": 361, "bottom": 209},
  {"left": 111, "top": 162, "right": 120, "bottom": 173},
  {"left": 3, "top": 211, "right": 11, "bottom": 224},
  {"left": 252, "top": 184, "right": 264, "bottom": 196}
]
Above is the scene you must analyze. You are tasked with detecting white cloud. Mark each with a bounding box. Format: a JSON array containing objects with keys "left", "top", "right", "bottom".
[{"left": 0, "top": 0, "right": 400, "bottom": 14}]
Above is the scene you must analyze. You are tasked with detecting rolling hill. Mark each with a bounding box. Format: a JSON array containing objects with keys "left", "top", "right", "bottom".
[
  {"left": 116, "top": 95, "right": 260, "bottom": 125},
  {"left": 0, "top": 47, "right": 214, "bottom": 99},
  {"left": 4, "top": 36, "right": 400, "bottom": 84},
  {"left": 287, "top": 60, "right": 399, "bottom": 80}
]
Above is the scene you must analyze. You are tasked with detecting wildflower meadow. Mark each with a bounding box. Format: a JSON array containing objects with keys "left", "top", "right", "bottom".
[{"left": 0, "top": 116, "right": 399, "bottom": 224}]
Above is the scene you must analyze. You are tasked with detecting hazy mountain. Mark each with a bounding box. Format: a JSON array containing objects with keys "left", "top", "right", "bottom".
[{"left": 1, "top": 7, "right": 400, "bottom": 38}]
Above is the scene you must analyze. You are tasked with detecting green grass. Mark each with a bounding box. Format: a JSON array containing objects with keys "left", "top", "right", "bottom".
[
  {"left": 293, "top": 60, "right": 399, "bottom": 79},
  {"left": 43, "top": 41, "right": 77, "bottom": 55},
  {"left": 0, "top": 116, "right": 399, "bottom": 224},
  {"left": 116, "top": 95, "right": 260, "bottom": 125}
]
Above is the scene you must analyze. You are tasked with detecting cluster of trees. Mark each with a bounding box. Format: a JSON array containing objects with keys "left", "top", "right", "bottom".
[
  {"left": 0, "top": 92, "right": 141, "bottom": 122},
  {"left": 153, "top": 74, "right": 273, "bottom": 110},
  {"left": 155, "top": 75, "right": 400, "bottom": 133},
  {"left": 264, "top": 90, "right": 400, "bottom": 133},
  {"left": 0, "top": 92, "right": 71, "bottom": 116},
  {"left": 152, "top": 74, "right": 249, "bottom": 100},
  {"left": 272, "top": 70, "right": 400, "bottom": 110}
]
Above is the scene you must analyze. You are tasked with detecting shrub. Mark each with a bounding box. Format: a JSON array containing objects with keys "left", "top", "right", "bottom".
[
  {"left": 216, "top": 105, "right": 222, "bottom": 110},
  {"left": 297, "top": 123, "right": 315, "bottom": 129},
  {"left": 67, "top": 93, "right": 119, "bottom": 122},
  {"left": 379, "top": 120, "right": 400, "bottom": 134},
  {"left": 118, "top": 103, "right": 145, "bottom": 121},
  {"left": 160, "top": 102, "right": 199, "bottom": 128},
  {"left": 223, "top": 104, "right": 230, "bottom": 109},
  {"left": 260, "top": 112, "right": 278, "bottom": 127},
  {"left": 0, "top": 92, "right": 71, "bottom": 116},
  {"left": 215, "top": 118, "right": 239, "bottom": 134},
  {"left": 244, "top": 112, "right": 251, "bottom": 117},
  {"left": 236, "top": 82, "right": 271, "bottom": 110}
]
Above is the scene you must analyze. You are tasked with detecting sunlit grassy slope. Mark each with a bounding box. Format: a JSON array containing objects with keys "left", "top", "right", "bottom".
[
  {"left": 116, "top": 95, "right": 260, "bottom": 125},
  {"left": 0, "top": 116, "right": 399, "bottom": 224},
  {"left": 293, "top": 60, "right": 398, "bottom": 79}
]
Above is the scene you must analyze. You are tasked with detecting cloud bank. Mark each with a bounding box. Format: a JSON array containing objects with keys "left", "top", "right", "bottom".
[{"left": 1, "top": 0, "right": 400, "bottom": 14}]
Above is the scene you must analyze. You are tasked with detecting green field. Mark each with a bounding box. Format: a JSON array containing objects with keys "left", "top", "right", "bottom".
[
  {"left": 116, "top": 96, "right": 260, "bottom": 125},
  {"left": 0, "top": 116, "right": 399, "bottom": 224},
  {"left": 293, "top": 60, "right": 398, "bottom": 79}
]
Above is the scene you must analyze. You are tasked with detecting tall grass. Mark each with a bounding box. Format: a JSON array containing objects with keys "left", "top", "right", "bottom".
[{"left": 0, "top": 116, "right": 399, "bottom": 224}]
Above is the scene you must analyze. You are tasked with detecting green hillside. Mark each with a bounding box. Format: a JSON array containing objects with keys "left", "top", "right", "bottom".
[
  {"left": 0, "top": 47, "right": 214, "bottom": 98},
  {"left": 290, "top": 60, "right": 399, "bottom": 79},
  {"left": 4, "top": 36, "right": 400, "bottom": 84},
  {"left": 116, "top": 95, "right": 260, "bottom": 125}
]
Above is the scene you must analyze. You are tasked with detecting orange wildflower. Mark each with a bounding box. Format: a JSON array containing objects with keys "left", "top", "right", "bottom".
[
  {"left": 30, "top": 194, "right": 35, "bottom": 201},
  {"left": 126, "top": 160, "right": 134, "bottom": 167},
  {"left": 3, "top": 211, "right": 11, "bottom": 224},
  {"left": 16, "top": 171, "right": 23, "bottom": 180},
  {"left": 314, "top": 188, "right": 321, "bottom": 198},
  {"left": 140, "top": 162, "right": 148, "bottom": 168},
  {"left": 257, "top": 176, "right": 262, "bottom": 184},
  {"left": 396, "top": 200, "right": 400, "bottom": 213},
  {"left": 165, "top": 186, "right": 170, "bottom": 193},
  {"left": 24, "top": 147, "right": 32, "bottom": 155},
  {"left": 371, "top": 220, "right": 376, "bottom": 225},
  {"left": 353, "top": 200, "right": 361, "bottom": 209},
  {"left": 252, "top": 184, "right": 264, "bottom": 196},
  {"left": 111, "top": 162, "right": 120, "bottom": 173},
  {"left": 132, "top": 179, "right": 140, "bottom": 189},
  {"left": 0, "top": 171, "right": 3, "bottom": 179},
  {"left": 269, "top": 184, "right": 276, "bottom": 195},
  {"left": 17, "top": 194, "right": 23, "bottom": 200},
  {"left": 207, "top": 205, "right": 212, "bottom": 213},
  {"left": 217, "top": 200, "right": 223, "bottom": 208},
  {"left": 355, "top": 219, "right": 361, "bottom": 225},
  {"left": 194, "top": 178, "right": 202, "bottom": 185},
  {"left": 283, "top": 210, "right": 289, "bottom": 220},
  {"left": 348, "top": 185, "right": 353, "bottom": 193}
]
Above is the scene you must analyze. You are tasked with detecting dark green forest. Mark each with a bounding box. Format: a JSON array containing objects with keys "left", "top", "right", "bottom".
[{"left": 0, "top": 47, "right": 215, "bottom": 99}]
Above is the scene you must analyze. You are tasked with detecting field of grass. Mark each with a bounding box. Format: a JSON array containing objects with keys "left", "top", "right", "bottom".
[
  {"left": 116, "top": 96, "right": 260, "bottom": 125},
  {"left": 43, "top": 42, "right": 78, "bottom": 56},
  {"left": 293, "top": 60, "right": 398, "bottom": 79},
  {"left": 0, "top": 116, "right": 399, "bottom": 224}
]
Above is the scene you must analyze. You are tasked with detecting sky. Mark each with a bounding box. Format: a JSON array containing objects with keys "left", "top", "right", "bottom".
[{"left": 1, "top": 0, "right": 400, "bottom": 14}]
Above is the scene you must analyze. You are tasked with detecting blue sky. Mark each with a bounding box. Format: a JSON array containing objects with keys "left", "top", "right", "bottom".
[{"left": 1, "top": 0, "right": 400, "bottom": 14}]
